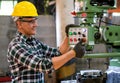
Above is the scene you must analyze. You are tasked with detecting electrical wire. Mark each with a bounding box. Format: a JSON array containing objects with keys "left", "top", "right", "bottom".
[{"left": 101, "top": 20, "right": 120, "bottom": 26}]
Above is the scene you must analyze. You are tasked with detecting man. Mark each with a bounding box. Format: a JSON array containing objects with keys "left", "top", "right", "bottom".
[{"left": 7, "top": 1, "right": 84, "bottom": 82}]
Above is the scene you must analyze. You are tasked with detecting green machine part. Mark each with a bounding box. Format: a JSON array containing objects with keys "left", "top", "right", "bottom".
[
  {"left": 75, "top": 0, "right": 116, "bottom": 23},
  {"left": 102, "top": 26, "right": 120, "bottom": 46},
  {"left": 86, "top": 24, "right": 95, "bottom": 50},
  {"left": 109, "top": 57, "right": 120, "bottom": 67}
]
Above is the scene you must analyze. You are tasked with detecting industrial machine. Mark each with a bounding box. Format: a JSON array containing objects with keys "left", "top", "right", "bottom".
[
  {"left": 68, "top": 0, "right": 120, "bottom": 83},
  {"left": 70, "top": 0, "right": 120, "bottom": 58}
]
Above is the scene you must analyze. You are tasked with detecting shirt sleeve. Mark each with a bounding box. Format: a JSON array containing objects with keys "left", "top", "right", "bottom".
[
  {"left": 38, "top": 41, "right": 61, "bottom": 57},
  {"left": 8, "top": 43, "right": 54, "bottom": 72}
]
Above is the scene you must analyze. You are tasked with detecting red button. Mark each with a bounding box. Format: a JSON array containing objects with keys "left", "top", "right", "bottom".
[
  {"left": 74, "top": 38, "right": 77, "bottom": 42},
  {"left": 81, "top": 12, "right": 87, "bottom": 18},
  {"left": 70, "top": 38, "right": 73, "bottom": 42}
]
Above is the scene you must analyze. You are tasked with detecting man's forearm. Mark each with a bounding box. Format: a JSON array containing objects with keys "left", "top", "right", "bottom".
[
  {"left": 52, "top": 50, "right": 75, "bottom": 70},
  {"left": 58, "top": 36, "right": 70, "bottom": 54}
]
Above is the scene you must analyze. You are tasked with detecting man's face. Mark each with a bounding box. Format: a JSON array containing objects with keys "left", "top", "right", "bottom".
[{"left": 17, "top": 17, "right": 38, "bottom": 37}]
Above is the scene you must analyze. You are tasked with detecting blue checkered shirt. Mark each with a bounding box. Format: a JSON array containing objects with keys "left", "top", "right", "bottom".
[{"left": 7, "top": 32, "right": 61, "bottom": 83}]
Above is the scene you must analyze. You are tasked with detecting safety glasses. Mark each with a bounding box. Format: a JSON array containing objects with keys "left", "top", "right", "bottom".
[{"left": 18, "top": 17, "right": 38, "bottom": 24}]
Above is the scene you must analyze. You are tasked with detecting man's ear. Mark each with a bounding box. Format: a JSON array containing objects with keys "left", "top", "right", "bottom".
[{"left": 16, "top": 21, "right": 22, "bottom": 30}]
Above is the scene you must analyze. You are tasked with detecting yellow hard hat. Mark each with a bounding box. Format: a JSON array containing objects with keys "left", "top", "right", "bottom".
[{"left": 12, "top": 1, "right": 38, "bottom": 16}]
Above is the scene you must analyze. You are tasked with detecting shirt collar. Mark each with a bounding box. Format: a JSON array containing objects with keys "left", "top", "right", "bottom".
[{"left": 16, "top": 31, "right": 35, "bottom": 42}]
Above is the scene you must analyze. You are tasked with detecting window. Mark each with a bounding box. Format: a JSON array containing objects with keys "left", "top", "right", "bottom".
[{"left": 0, "top": 0, "right": 17, "bottom": 15}]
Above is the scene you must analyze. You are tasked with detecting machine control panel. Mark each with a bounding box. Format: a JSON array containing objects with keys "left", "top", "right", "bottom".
[{"left": 68, "top": 27, "right": 88, "bottom": 46}]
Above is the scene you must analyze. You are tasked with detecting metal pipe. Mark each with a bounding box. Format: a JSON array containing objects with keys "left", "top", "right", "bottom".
[{"left": 84, "top": 52, "right": 120, "bottom": 58}]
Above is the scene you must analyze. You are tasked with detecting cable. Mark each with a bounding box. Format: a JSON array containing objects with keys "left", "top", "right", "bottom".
[{"left": 101, "top": 20, "right": 120, "bottom": 26}]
